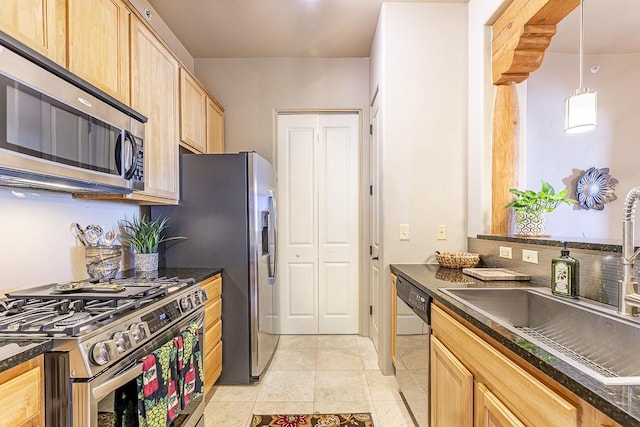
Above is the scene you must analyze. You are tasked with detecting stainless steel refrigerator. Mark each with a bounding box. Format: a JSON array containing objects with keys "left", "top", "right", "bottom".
[{"left": 151, "top": 152, "right": 279, "bottom": 384}]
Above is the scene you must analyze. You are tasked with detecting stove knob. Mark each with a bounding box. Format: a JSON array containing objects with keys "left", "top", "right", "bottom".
[
  {"left": 180, "top": 296, "right": 193, "bottom": 311},
  {"left": 129, "top": 322, "right": 148, "bottom": 343},
  {"left": 113, "top": 331, "right": 133, "bottom": 353},
  {"left": 91, "top": 341, "right": 116, "bottom": 366},
  {"left": 192, "top": 291, "right": 202, "bottom": 305}
]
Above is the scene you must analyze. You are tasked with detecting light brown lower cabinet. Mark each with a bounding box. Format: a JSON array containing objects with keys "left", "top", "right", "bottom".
[
  {"left": 430, "top": 303, "right": 622, "bottom": 427},
  {"left": 475, "top": 382, "right": 525, "bottom": 427},
  {"left": 0, "top": 355, "right": 44, "bottom": 427},
  {"left": 201, "top": 274, "right": 222, "bottom": 398},
  {"left": 430, "top": 335, "right": 473, "bottom": 426}
]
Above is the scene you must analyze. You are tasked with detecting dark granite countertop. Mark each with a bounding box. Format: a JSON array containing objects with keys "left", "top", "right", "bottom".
[
  {"left": 0, "top": 339, "right": 54, "bottom": 373},
  {"left": 477, "top": 234, "right": 625, "bottom": 253},
  {"left": 391, "top": 263, "right": 640, "bottom": 427},
  {"left": 118, "top": 267, "right": 222, "bottom": 283}
]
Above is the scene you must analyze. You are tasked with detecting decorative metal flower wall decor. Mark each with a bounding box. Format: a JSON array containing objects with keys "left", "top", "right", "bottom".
[{"left": 576, "top": 167, "right": 618, "bottom": 210}]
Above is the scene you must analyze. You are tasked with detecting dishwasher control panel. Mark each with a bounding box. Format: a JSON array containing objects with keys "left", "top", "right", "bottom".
[
  {"left": 408, "top": 288, "right": 428, "bottom": 313},
  {"left": 396, "top": 274, "right": 431, "bottom": 323}
]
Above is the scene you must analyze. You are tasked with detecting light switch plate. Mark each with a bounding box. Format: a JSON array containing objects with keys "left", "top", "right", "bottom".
[
  {"left": 522, "top": 249, "right": 538, "bottom": 264},
  {"left": 400, "top": 224, "right": 410, "bottom": 241}
]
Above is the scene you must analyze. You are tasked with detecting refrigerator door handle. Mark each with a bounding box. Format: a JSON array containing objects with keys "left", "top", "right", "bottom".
[{"left": 268, "top": 191, "right": 278, "bottom": 285}]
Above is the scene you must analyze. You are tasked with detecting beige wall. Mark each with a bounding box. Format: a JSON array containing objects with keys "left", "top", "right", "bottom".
[
  {"left": 467, "top": 0, "right": 507, "bottom": 237},
  {"left": 370, "top": 2, "right": 468, "bottom": 373},
  {"left": 0, "top": 188, "right": 138, "bottom": 289},
  {"left": 193, "top": 58, "right": 370, "bottom": 164},
  {"left": 527, "top": 52, "right": 640, "bottom": 239}
]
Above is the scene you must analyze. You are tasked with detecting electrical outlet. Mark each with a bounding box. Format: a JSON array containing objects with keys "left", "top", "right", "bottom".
[
  {"left": 400, "top": 224, "right": 410, "bottom": 241},
  {"left": 522, "top": 249, "right": 539, "bottom": 264},
  {"left": 499, "top": 246, "right": 512, "bottom": 259},
  {"left": 437, "top": 225, "right": 447, "bottom": 240}
]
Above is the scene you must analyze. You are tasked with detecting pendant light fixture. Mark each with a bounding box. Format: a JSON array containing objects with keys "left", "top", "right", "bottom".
[{"left": 564, "top": 0, "right": 597, "bottom": 134}]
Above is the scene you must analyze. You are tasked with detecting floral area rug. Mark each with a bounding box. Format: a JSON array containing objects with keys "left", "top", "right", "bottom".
[{"left": 251, "top": 413, "right": 374, "bottom": 427}]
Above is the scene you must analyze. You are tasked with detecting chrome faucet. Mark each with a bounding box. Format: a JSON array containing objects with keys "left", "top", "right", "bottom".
[{"left": 619, "top": 187, "right": 640, "bottom": 316}]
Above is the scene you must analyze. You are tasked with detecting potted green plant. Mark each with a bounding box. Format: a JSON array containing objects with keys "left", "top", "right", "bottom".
[
  {"left": 119, "top": 215, "right": 186, "bottom": 272},
  {"left": 505, "top": 180, "right": 576, "bottom": 236}
]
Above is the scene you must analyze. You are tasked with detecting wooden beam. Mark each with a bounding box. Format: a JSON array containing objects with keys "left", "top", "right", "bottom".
[
  {"left": 492, "top": 0, "right": 579, "bottom": 84},
  {"left": 491, "top": 82, "right": 519, "bottom": 235}
]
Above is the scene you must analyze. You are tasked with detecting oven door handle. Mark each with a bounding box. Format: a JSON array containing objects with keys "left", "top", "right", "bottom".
[{"left": 92, "top": 362, "right": 144, "bottom": 401}]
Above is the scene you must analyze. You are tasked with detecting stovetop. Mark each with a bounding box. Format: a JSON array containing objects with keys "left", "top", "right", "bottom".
[{"left": 0, "top": 276, "right": 197, "bottom": 337}]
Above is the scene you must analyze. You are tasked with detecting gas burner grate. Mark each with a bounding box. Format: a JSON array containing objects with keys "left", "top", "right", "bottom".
[{"left": 0, "top": 276, "right": 198, "bottom": 337}]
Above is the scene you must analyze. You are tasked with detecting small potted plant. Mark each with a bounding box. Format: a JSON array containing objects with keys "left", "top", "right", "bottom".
[
  {"left": 505, "top": 180, "right": 576, "bottom": 236},
  {"left": 119, "top": 215, "right": 186, "bottom": 272}
]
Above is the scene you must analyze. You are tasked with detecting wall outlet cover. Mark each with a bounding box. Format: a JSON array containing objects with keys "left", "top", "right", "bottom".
[{"left": 522, "top": 249, "right": 539, "bottom": 264}]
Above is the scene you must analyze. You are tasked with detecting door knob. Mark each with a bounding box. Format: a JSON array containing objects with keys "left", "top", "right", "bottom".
[{"left": 296, "top": 253, "right": 301, "bottom": 258}]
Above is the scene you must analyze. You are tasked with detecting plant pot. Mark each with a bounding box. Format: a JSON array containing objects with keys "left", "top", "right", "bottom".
[
  {"left": 515, "top": 211, "right": 547, "bottom": 236},
  {"left": 135, "top": 253, "right": 158, "bottom": 272}
]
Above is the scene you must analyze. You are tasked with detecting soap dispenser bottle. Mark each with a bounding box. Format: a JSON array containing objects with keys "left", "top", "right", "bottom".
[{"left": 551, "top": 241, "right": 579, "bottom": 298}]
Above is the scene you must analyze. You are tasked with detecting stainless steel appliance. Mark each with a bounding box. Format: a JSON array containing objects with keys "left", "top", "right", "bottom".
[
  {"left": 0, "top": 275, "right": 207, "bottom": 427},
  {"left": 0, "top": 45, "right": 144, "bottom": 194},
  {"left": 152, "top": 152, "right": 279, "bottom": 384},
  {"left": 395, "top": 274, "right": 431, "bottom": 427}
]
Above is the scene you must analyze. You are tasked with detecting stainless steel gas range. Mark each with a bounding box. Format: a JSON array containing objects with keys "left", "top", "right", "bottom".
[{"left": 0, "top": 274, "right": 209, "bottom": 427}]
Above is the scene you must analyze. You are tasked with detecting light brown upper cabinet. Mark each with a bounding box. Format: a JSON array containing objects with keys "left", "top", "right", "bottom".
[
  {"left": 67, "top": 0, "right": 130, "bottom": 104},
  {"left": 129, "top": 15, "right": 179, "bottom": 203},
  {"left": 179, "top": 69, "right": 207, "bottom": 153},
  {"left": 206, "top": 97, "right": 225, "bottom": 154},
  {"left": 0, "top": 0, "right": 66, "bottom": 65}
]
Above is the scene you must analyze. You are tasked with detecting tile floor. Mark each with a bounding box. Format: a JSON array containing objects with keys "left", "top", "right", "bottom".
[{"left": 204, "top": 335, "right": 415, "bottom": 426}]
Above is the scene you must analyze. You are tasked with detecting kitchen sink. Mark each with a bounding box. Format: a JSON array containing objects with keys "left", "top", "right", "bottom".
[{"left": 440, "top": 287, "right": 640, "bottom": 385}]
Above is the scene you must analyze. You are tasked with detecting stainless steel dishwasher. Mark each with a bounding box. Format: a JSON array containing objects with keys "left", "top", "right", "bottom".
[{"left": 395, "top": 274, "right": 432, "bottom": 427}]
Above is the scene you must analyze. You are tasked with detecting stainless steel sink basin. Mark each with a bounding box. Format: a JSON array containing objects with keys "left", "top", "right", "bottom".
[{"left": 440, "top": 287, "right": 640, "bottom": 385}]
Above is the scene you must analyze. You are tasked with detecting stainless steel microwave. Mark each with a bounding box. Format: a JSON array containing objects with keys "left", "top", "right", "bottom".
[{"left": 0, "top": 45, "right": 144, "bottom": 194}]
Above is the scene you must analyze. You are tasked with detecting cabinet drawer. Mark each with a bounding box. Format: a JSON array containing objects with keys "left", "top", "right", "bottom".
[
  {"left": 0, "top": 359, "right": 43, "bottom": 427},
  {"left": 205, "top": 341, "right": 222, "bottom": 394},
  {"left": 205, "top": 297, "right": 221, "bottom": 329},
  {"left": 202, "top": 275, "right": 222, "bottom": 301},
  {"left": 205, "top": 319, "right": 222, "bottom": 352}
]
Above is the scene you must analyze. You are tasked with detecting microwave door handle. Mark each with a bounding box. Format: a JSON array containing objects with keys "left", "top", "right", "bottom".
[{"left": 121, "top": 130, "right": 137, "bottom": 179}]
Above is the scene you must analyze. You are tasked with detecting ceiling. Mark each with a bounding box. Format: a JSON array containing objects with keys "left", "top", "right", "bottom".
[
  {"left": 146, "top": 0, "right": 463, "bottom": 58},
  {"left": 147, "top": 0, "right": 640, "bottom": 59}
]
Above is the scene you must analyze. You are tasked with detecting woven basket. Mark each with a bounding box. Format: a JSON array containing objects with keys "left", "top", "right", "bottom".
[{"left": 435, "top": 251, "right": 480, "bottom": 269}]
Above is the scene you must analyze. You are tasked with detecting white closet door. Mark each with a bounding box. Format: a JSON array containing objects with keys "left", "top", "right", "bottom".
[
  {"left": 277, "top": 114, "right": 318, "bottom": 334},
  {"left": 277, "top": 113, "right": 359, "bottom": 334},
  {"left": 317, "top": 114, "right": 359, "bottom": 333}
]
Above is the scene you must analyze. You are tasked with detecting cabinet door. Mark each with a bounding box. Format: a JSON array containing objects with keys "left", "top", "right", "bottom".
[
  {"left": 179, "top": 69, "right": 207, "bottom": 153},
  {"left": 0, "top": 0, "right": 65, "bottom": 65},
  {"left": 0, "top": 355, "right": 44, "bottom": 427},
  {"left": 431, "top": 335, "right": 473, "bottom": 427},
  {"left": 130, "top": 16, "right": 179, "bottom": 201},
  {"left": 476, "top": 382, "right": 525, "bottom": 427},
  {"left": 67, "top": 0, "right": 130, "bottom": 103},
  {"left": 206, "top": 98, "right": 225, "bottom": 153}
]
